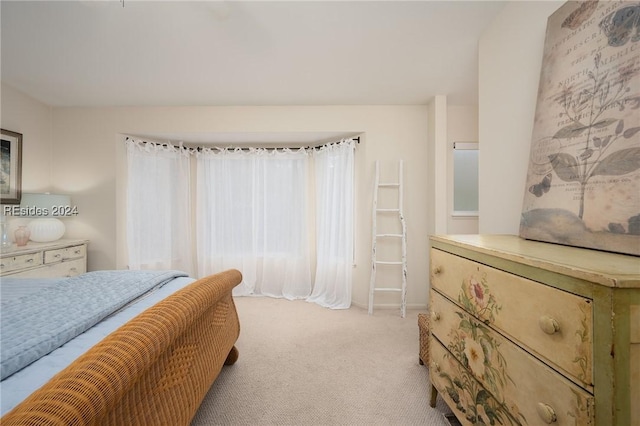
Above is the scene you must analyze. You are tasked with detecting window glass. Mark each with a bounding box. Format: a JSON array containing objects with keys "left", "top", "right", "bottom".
[{"left": 453, "top": 142, "right": 479, "bottom": 213}]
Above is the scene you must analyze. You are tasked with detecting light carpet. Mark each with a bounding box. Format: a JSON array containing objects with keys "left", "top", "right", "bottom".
[{"left": 191, "top": 296, "right": 457, "bottom": 426}]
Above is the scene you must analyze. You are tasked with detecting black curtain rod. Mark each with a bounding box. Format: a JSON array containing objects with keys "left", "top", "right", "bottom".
[
  {"left": 303, "top": 136, "right": 360, "bottom": 151},
  {"left": 127, "top": 136, "right": 360, "bottom": 152}
]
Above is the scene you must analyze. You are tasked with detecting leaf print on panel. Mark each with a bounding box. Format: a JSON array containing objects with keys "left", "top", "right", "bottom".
[{"left": 551, "top": 51, "right": 640, "bottom": 221}]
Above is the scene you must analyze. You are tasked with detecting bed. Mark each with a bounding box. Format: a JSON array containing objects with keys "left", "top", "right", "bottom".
[{"left": 0, "top": 268, "right": 242, "bottom": 425}]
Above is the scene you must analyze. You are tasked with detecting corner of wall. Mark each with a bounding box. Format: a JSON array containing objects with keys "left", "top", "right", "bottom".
[
  {"left": 477, "top": 1, "right": 562, "bottom": 234},
  {"left": 427, "top": 95, "right": 448, "bottom": 236}
]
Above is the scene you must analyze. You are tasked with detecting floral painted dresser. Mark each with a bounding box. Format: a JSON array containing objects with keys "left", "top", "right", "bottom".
[{"left": 428, "top": 234, "right": 639, "bottom": 426}]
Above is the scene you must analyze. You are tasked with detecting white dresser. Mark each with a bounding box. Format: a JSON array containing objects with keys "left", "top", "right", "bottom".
[
  {"left": 1, "top": 239, "right": 88, "bottom": 278},
  {"left": 428, "top": 234, "right": 639, "bottom": 426}
]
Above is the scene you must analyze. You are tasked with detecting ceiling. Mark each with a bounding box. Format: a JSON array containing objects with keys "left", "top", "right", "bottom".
[{"left": 1, "top": 0, "right": 506, "bottom": 109}]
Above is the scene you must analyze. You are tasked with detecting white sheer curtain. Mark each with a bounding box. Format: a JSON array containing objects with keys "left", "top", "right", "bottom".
[
  {"left": 125, "top": 138, "right": 193, "bottom": 275},
  {"left": 307, "top": 140, "right": 355, "bottom": 309},
  {"left": 196, "top": 148, "right": 312, "bottom": 299}
]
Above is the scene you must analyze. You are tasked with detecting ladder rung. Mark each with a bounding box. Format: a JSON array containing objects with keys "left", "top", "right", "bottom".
[{"left": 369, "top": 160, "right": 406, "bottom": 318}]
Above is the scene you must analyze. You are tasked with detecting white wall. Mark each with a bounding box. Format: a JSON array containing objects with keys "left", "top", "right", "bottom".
[
  {"left": 0, "top": 83, "right": 53, "bottom": 193},
  {"left": 50, "top": 105, "right": 430, "bottom": 310},
  {"left": 427, "top": 95, "right": 448, "bottom": 237},
  {"left": 0, "top": 83, "right": 54, "bottom": 238},
  {"left": 478, "top": 1, "right": 563, "bottom": 234}
]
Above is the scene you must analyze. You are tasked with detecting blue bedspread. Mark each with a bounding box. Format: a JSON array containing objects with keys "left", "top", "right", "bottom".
[{"left": 1, "top": 269, "right": 188, "bottom": 380}]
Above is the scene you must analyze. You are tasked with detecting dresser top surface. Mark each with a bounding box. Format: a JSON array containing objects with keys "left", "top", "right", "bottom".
[
  {"left": 1, "top": 239, "right": 89, "bottom": 257},
  {"left": 430, "top": 234, "right": 640, "bottom": 288}
]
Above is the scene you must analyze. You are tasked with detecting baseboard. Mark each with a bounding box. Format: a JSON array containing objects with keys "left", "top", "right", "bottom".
[{"left": 351, "top": 301, "right": 427, "bottom": 311}]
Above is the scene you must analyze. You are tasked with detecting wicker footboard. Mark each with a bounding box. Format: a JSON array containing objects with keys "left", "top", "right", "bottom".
[{"left": 2, "top": 269, "right": 243, "bottom": 426}]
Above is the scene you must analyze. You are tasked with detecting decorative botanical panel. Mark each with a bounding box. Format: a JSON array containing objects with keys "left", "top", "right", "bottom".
[{"left": 520, "top": 0, "right": 640, "bottom": 256}]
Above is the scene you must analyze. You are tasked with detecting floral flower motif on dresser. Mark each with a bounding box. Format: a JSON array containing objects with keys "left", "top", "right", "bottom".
[
  {"left": 568, "top": 386, "right": 595, "bottom": 423},
  {"left": 572, "top": 303, "right": 591, "bottom": 382},
  {"left": 469, "top": 278, "right": 487, "bottom": 309},
  {"left": 437, "top": 360, "right": 517, "bottom": 425},
  {"left": 463, "top": 337, "right": 486, "bottom": 378},
  {"left": 458, "top": 272, "right": 502, "bottom": 324},
  {"left": 438, "top": 309, "right": 526, "bottom": 425}
]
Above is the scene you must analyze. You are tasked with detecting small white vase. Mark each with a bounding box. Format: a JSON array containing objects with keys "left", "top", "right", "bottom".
[{"left": 28, "top": 218, "right": 65, "bottom": 242}]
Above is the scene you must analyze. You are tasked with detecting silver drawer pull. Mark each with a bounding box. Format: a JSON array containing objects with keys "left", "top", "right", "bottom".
[
  {"left": 25, "top": 258, "right": 34, "bottom": 263},
  {"left": 54, "top": 254, "right": 62, "bottom": 258},
  {"left": 74, "top": 250, "right": 81, "bottom": 255},
  {"left": 536, "top": 403, "right": 557, "bottom": 424},
  {"left": 538, "top": 316, "right": 560, "bottom": 335},
  {"left": 430, "top": 311, "right": 440, "bottom": 322}
]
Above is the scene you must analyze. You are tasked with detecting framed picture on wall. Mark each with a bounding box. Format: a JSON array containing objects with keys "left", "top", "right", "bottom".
[
  {"left": 1, "top": 129, "right": 23, "bottom": 205},
  {"left": 520, "top": 0, "right": 640, "bottom": 256}
]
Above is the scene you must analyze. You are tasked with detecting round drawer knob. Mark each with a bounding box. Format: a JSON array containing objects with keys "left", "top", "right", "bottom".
[
  {"left": 536, "top": 403, "right": 557, "bottom": 424},
  {"left": 538, "top": 316, "right": 560, "bottom": 335},
  {"left": 431, "top": 311, "right": 440, "bottom": 322},
  {"left": 433, "top": 266, "right": 442, "bottom": 275}
]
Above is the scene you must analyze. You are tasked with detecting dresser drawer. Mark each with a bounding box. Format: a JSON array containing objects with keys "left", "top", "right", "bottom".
[
  {"left": 46, "top": 257, "right": 85, "bottom": 277},
  {"left": 1, "top": 239, "right": 88, "bottom": 278},
  {"left": 430, "top": 248, "right": 593, "bottom": 387},
  {"left": 430, "top": 338, "right": 519, "bottom": 426},
  {"left": 0, "top": 252, "right": 43, "bottom": 274},
  {"left": 430, "top": 290, "right": 594, "bottom": 425},
  {"left": 8, "top": 257, "right": 86, "bottom": 278},
  {"left": 44, "top": 244, "right": 86, "bottom": 264}
]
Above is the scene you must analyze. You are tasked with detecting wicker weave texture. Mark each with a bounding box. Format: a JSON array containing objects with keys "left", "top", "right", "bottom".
[
  {"left": 418, "top": 313, "right": 429, "bottom": 366},
  {"left": 2, "top": 269, "right": 242, "bottom": 426}
]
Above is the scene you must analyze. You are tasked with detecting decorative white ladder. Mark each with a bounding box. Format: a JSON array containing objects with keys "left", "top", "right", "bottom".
[{"left": 368, "top": 160, "right": 407, "bottom": 318}]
